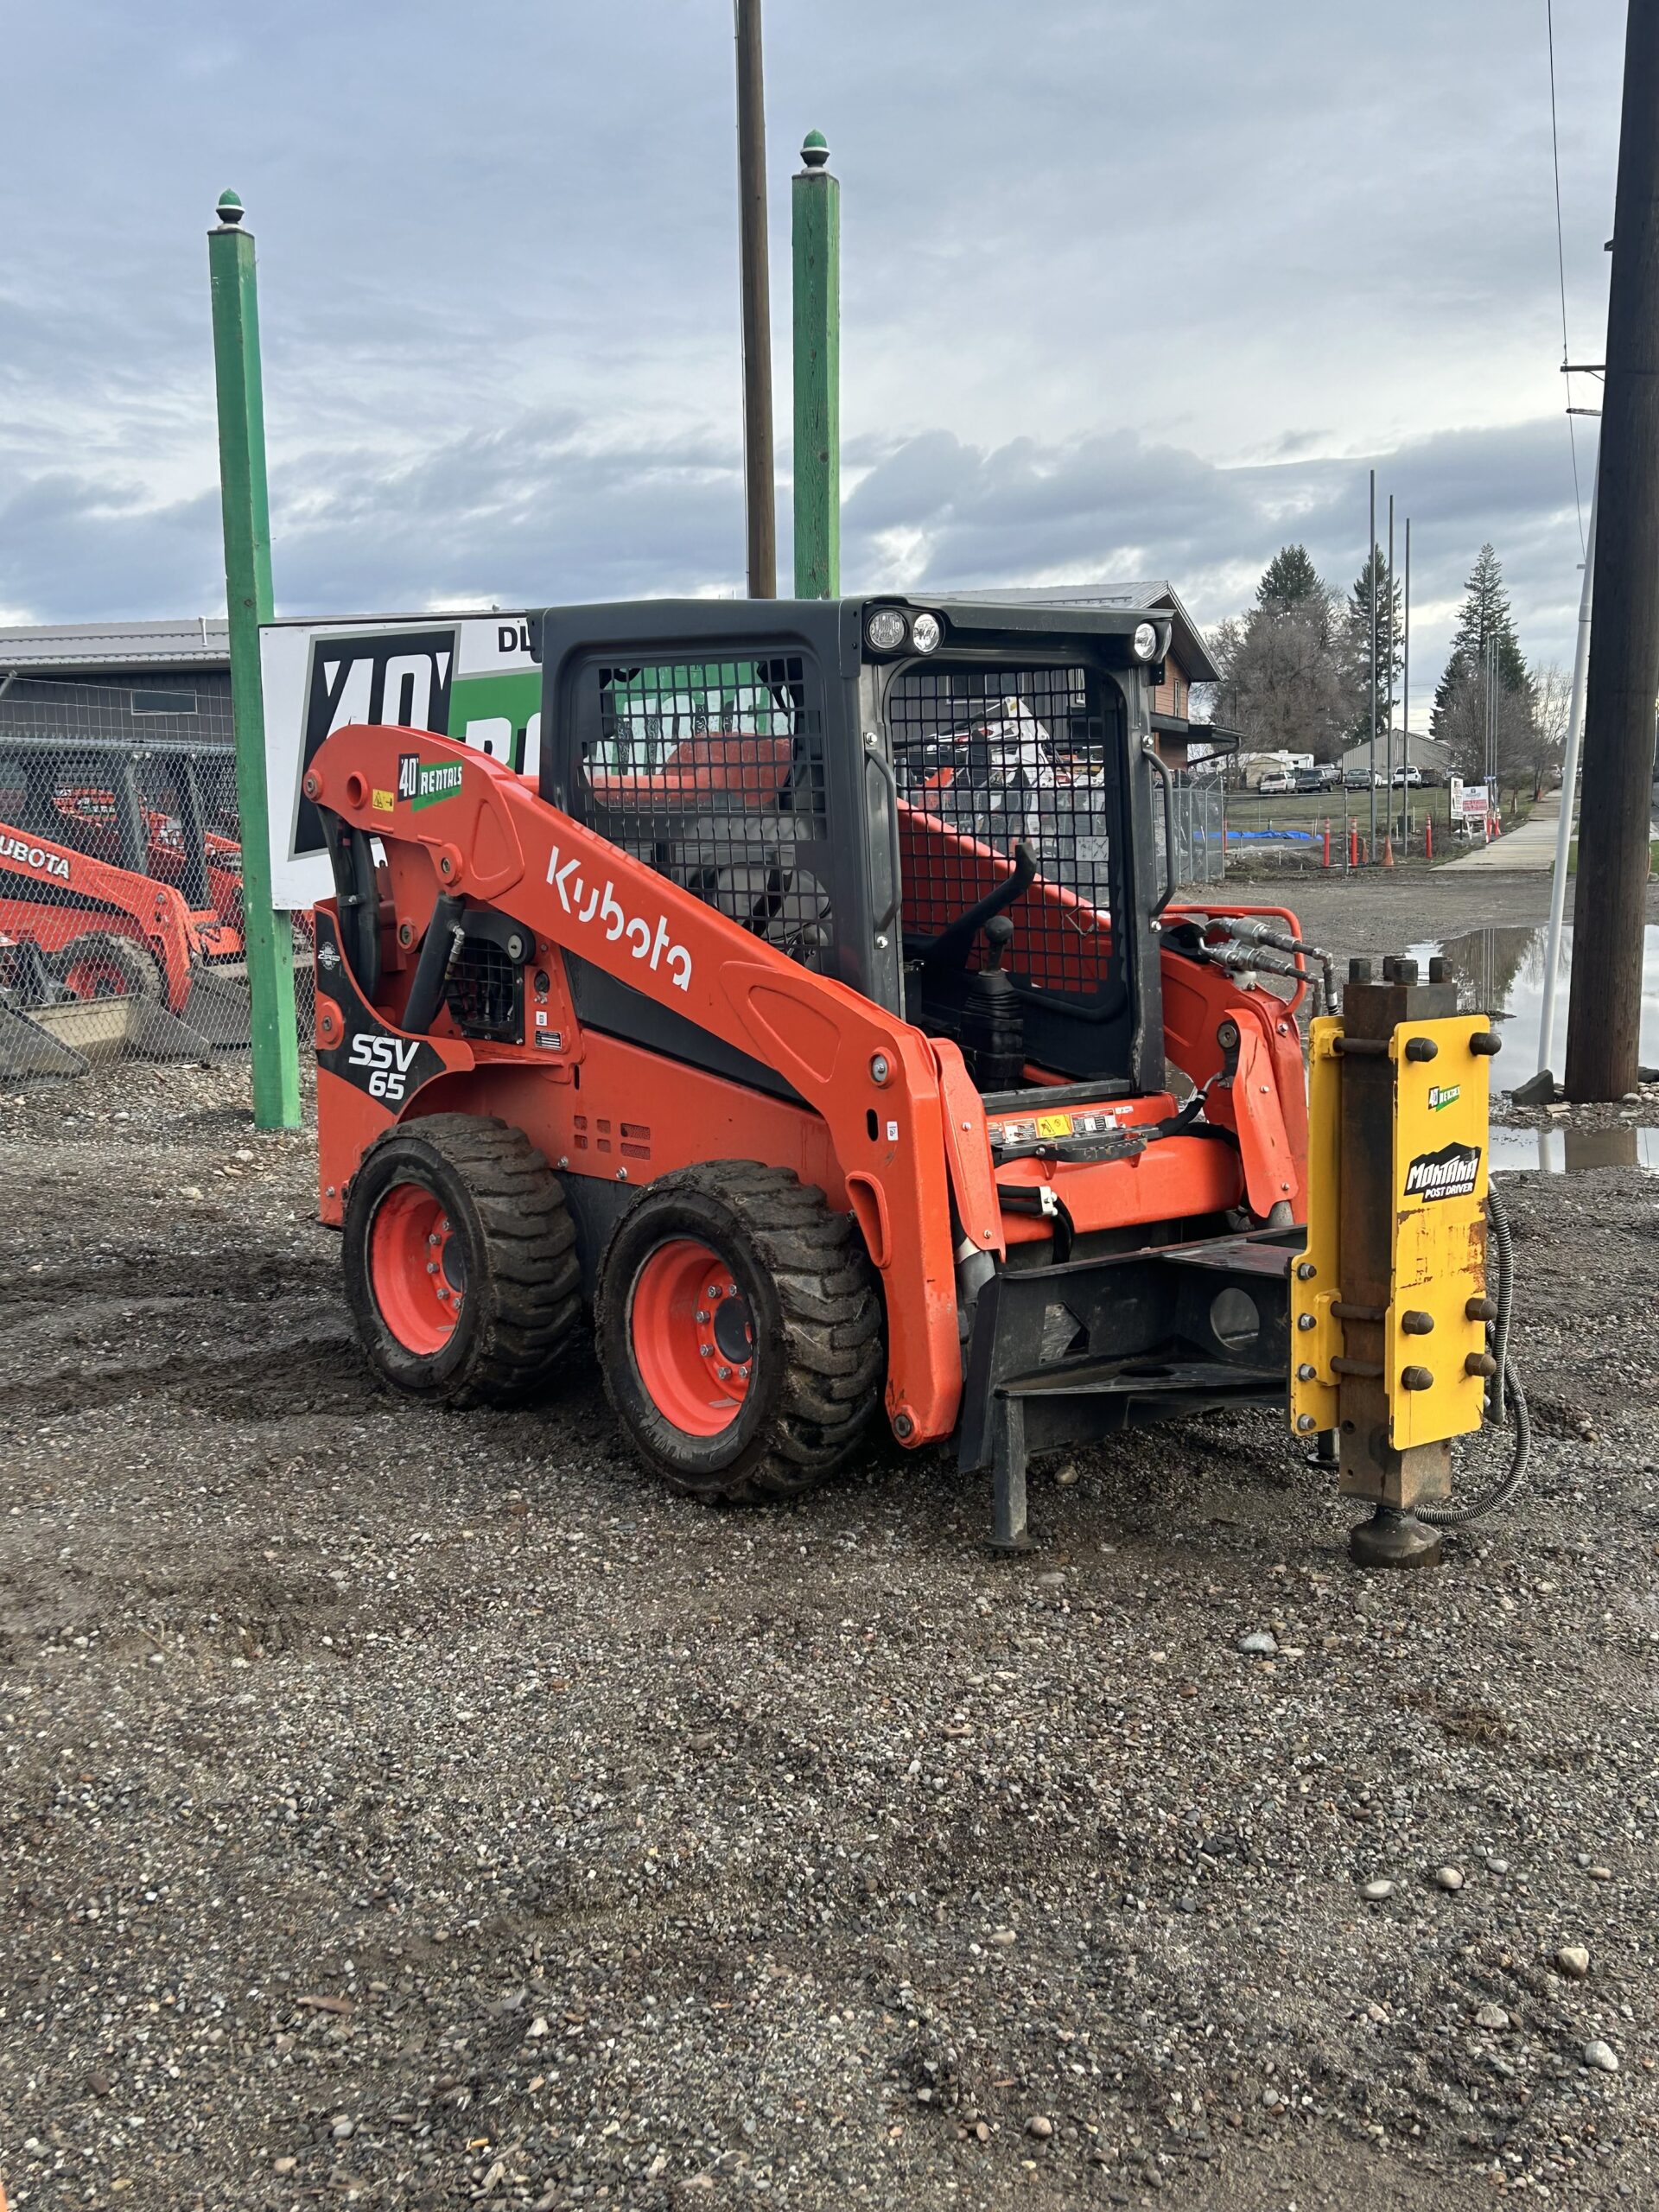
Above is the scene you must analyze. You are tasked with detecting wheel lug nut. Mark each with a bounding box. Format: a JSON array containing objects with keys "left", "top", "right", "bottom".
[
  {"left": 696, "top": 1310, "right": 709, "bottom": 1323},
  {"left": 716, "top": 1365, "right": 731, "bottom": 1380},
  {"left": 426, "top": 1262, "right": 438, "bottom": 1274},
  {"left": 700, "top": 1344, "right": 712, "bottom": 1357}
]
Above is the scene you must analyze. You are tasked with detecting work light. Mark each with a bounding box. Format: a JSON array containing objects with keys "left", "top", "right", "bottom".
[
  {"left": 1133, "top": 621, "right": 1159, "bottom": 661},
  {"left": 910, "top": 612, "right": 943, "bottom": 653},
  {"left": 865, "top": 608, "right": 908, "bottom": 653}
]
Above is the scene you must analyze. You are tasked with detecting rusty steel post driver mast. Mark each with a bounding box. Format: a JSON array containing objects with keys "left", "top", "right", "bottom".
[{"left": 305, "top": 599, "right": 1521, "bottom": 1563}]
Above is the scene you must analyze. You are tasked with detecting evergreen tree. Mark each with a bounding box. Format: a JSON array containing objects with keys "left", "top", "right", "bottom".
[
  {"left": 1433, "top": 544, "right": 1529, "bottom": 728},
  {"left": 1344, "top": 544, "right": 1403, "bottom": 741},
  {"left": 1255, "top": 544, "right": 1324, "bottom": 618}
]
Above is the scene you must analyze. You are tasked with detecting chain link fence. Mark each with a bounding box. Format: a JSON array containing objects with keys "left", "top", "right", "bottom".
[
  {"left": 1160, "top": 772, "right": 1224, "bottom": 888},
  {"left": 0, "top": 674, "right": 313, "bottom": 1086}
]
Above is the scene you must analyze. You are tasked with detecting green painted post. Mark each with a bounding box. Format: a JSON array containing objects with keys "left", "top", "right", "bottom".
[
  {"left": 208, "top": 190, "right": 300, "bottom": 1130},
  {"left": 791, "top": 130, "right": 840, "bottom": 599}
]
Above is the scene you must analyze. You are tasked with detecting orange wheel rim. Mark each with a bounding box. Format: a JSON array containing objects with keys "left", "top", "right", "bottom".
[
  {"left": 629, "top": 1237, "right": 753, "bottom": 1436},
  {"left": 63, "top": 950, "right": 135, "bottom": 999},
  {"left": 369, "top": 1182, "right": 464, "bottom": 1355}
]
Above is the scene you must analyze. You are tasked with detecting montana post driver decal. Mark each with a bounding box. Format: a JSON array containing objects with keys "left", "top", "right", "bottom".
[{"left": 1403, "top": 1141, "right": 1481, "bottom": 1202}]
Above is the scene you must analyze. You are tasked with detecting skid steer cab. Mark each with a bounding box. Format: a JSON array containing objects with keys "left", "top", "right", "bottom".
[{"left": 305, "top": 597, "right": 1492, "bottom": 1551}]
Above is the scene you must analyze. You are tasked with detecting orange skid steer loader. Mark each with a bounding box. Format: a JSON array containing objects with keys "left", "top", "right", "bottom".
[{"left": 307, "top": 600, "right": 1508, "bottom": 1560}]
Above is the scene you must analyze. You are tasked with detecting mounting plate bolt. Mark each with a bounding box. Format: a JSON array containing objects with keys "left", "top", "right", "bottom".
[
  {"left": 1295, "top": 1413, "right": 1316, "bottom": 1432},
  {"left": 893, "top": 1411, "right": 914, "bottom": 1440},
  {"left": 1296, "top": 1313, "right": 1316, "bottom": 1332},
  {"left": 1295, "top": 1260, "right": 1317, "bottom": 1281}
]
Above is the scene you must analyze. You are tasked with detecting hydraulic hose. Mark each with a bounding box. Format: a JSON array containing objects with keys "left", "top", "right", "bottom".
[{"left": 1418, "top": 1181, "right": 1530, "bottom": 1526}]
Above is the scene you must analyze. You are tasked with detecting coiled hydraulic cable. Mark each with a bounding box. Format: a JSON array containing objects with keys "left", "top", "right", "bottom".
[{"left": 1418, "top": 1181, "right": 1530, "bottom": 1526}]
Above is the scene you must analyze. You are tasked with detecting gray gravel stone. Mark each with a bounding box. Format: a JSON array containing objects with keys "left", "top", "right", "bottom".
[{"left": 5, "top": 1028, "right": 1659, "bottom": 2209}]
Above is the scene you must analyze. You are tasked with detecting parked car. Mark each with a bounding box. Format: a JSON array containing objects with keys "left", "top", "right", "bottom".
[
  {"left": 1391, "top": 765, "right": 1424, "bottom": 788},
  {"left": 1256, "top": 772, "right": 1296, "bottom": 795},
  {"left": 1294, "top": 765, "right": 1339, "bottom": 792},
  {"left": 1342, "top": 767, "right": 1382, "bottom": 791}
]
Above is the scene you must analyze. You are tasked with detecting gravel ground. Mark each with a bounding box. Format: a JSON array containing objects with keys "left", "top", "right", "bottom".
[{"left": 3, "top": 877, "right": 1658, "bottom": 2211}]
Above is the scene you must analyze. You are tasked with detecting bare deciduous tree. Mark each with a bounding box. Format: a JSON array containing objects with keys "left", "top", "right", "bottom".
[
  {"left": 1526, "top": 659, "right": 1571, "bottom": 800},
  {"left": 1207, "top": 594, "right": 1351, "bottom": 764},
  {"left": 1436, "top": 663, "right": 1541, "bottom": 809}
]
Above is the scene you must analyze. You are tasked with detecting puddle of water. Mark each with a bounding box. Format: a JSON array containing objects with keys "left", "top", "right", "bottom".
[
  {"left": 1407, "top": 923, "right": 1659, "bottom": 1072},
  {"left": 1489, "top": 1124, "right": 1659, "bottom": 1175},
  {"left": 1401, "top": 925, "right": 1659, "bottom": 1174}
]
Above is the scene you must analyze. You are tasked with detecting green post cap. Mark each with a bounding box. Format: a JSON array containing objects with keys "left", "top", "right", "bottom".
[
  {"left": 215, "top": 190, "right": 245, "bottom": 226},
  {"left": 800, "top": 130, "right": 830, "bottom": 170}
]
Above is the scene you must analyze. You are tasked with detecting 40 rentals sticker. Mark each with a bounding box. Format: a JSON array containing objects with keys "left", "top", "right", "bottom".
[
  {"left": 397, "top": 753, "right": 464, "bottom": 811},
  {"left": 1404, "top": 1141, "right": 1481, "bottom": 1202}
]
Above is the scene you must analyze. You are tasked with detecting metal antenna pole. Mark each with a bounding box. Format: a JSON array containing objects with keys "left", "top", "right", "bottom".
[
  {"left": 1368, "top": 469, "right": 1377, "bottom": 856},
  {"left": 1385, "top": 495, "right": 1395, "bottom": 844},
  {"left": 734, "top": 0, "right": 777, "bottom": 598},
  {"left": 207, "top": 189, "right": 300, "bottom": 1131},
  {"left": 1538, "top": 474, "right": 1599, "bottom": 1078},
  {"left": 1402, "top": 518, "right": 1412, "bottom": 846}
]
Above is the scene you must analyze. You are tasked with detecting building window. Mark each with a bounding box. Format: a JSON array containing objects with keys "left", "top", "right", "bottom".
[{"left": 131, "top": 688, "right": 198, "bottom": 715}]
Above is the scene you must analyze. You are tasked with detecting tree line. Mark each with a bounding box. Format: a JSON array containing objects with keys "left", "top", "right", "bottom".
[{"left": 1205, "top": 542, "right": 1566, "bottom": 803}]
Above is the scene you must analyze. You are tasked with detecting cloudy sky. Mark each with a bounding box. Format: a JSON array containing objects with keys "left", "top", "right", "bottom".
[{"left": 0, "top": 1, "right": 1624, "bottom": 701}]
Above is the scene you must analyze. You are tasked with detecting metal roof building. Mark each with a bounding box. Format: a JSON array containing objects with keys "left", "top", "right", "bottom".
[{"left": 0, "top": 619, "right": 229, "bottom": 672}]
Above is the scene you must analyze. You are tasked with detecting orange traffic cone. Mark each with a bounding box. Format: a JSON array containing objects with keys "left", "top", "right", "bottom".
[{"left": 1382, "top": 834, "right": 1395, "bottom": 868}]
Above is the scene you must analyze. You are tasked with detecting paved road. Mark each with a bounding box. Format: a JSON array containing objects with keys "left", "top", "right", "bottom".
[{"left": 1438, "top": 791, "right": 1562, "bottom": 872}]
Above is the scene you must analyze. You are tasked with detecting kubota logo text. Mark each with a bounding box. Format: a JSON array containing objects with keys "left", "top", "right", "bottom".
[
  {"left": 348, "top": 1033, "right": 421, "bottom": 1101},
  {"left": 546, "top": 844, "right": 692, "bottom": 991},
  {"left": 0, "top": 832, "right": 70, "bottom": 881}
]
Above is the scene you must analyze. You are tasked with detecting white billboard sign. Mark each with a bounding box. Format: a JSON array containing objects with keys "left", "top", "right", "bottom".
[{"left": 258, "top": 611, "right": 537, "bottom": 909}]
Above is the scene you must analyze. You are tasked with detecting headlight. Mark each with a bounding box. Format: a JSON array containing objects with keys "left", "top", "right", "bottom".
[
  {"left": 910, "top": 611, "right": 943, "bottom": 654},
  {"left": 865, "top": 607, "right": 908, "bottom": 653},
  {"left": 1133, "top": 620, "right": 1159, "bottom": 661}
]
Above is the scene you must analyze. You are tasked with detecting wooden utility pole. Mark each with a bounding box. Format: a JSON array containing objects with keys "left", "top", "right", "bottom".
[
  {"left": 734, "top": 0, "right": 777, "bottom": 598},
  {"left": 1565, "top": 0, "right": 1659, "bottom": 1100}
]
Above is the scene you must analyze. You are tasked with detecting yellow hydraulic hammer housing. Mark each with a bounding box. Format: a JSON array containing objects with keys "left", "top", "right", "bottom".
[{"left": 1290, "top": 957, "right": 1501, "bottom": 1567}]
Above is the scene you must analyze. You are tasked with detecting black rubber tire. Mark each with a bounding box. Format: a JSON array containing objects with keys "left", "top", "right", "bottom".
[
  {"left": 344, "top": 1113, "right": 583, "bottom": 1408},
  {"left": 49, "top": 931, "right": 164, "bottom": 1001},
  {"left": 594, "top": 1160, "right": 885, "bottom": 1504}
]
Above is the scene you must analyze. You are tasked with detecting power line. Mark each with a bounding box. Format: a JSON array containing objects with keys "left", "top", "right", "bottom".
[{"left": 1547, "top": 0, "right": 1586, "bottom": 555}]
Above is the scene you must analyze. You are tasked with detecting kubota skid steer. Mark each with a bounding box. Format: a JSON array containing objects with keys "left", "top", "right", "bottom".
[
  {"left": 308, "top": 600, "right": 1510, "bottom": 1562},
  {"left": 0, "top": 733, "right": 270, "bottom": 1053}
]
